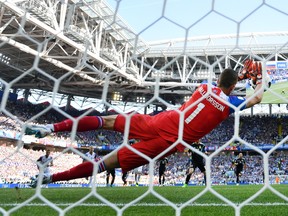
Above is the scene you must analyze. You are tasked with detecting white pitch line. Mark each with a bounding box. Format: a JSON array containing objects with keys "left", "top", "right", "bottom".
[{"left": 2, "top": 202, "right": 288, "bottom": 207}]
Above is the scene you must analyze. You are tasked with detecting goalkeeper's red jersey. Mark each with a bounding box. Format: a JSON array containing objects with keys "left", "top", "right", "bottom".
[{"left": 151, "top": 84, "right": 246, "bottom": 144}]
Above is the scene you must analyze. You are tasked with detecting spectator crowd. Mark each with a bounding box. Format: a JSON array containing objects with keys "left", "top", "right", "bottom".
[
  {"left": 0, "top": 100, "right": 287, "bottom": 186},
  {"left": 0, "top": 145, "right": 287, "bottom": 186}
]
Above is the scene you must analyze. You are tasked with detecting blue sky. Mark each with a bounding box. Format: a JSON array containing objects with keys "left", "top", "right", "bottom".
[{"left": 107, "top": 0, "right": 288, "bottom": 43}]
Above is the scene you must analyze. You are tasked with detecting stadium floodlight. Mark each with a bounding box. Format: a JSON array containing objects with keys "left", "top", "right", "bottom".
[
  {"left": 136, "top": 96, "right": 146, "bottom": 103},
  {"left": 112, "top": 91, "right": 122, "bottom": 101},
  {"left": 184, "top": 95, "right": 190, "bottom": 102},
  {"left": 0, "top": 53, "right": 11, "bottom": 65}
]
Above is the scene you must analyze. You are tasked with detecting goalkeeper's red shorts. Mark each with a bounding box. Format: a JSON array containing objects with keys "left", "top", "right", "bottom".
[
  {"left": 114, "top": 114, "right": 178, "bottom": 172},
  {"left": 117, "top": 137, "right": 177, "bottom": 172},
  {"left": 114, "top": 113, "right": 158, "bottom": 139}
]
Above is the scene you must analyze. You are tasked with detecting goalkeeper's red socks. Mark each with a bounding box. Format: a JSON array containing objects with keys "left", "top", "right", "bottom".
[
  {"left": 53, "top": 116, "right": 104, "bottom": 132},
  {"left": 51, "top": 160, "right": 107, "bottom": 182}
]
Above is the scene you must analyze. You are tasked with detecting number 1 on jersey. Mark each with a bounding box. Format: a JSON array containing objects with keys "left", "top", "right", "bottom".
[{"left": 185, "top": 103, "right": 205, "bottom": 124}]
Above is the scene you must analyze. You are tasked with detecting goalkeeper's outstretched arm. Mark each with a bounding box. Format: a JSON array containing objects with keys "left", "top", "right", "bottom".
[{"left": 245, "top": 83, "right": 264, "bottom": 108}]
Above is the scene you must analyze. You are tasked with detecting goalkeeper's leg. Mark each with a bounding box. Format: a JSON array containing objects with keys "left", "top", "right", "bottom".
[
  {"left": 25, "top": 115, "right": 117, "bottom": 138},
  {"left": 30, "top": 152, "right": 119, "bottom": 188},
  {"left": 52, "top": 154, "right": 118, "bottom": 182},
  {"left": 31, "top": 138, "right": 176, "bottom": 187}
]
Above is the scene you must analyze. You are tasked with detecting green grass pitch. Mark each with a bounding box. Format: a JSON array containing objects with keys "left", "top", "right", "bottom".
[
  {"left": 1, "top": 185, "right": 287, "bottom": 216},
  {"left": 246, "top": 81, "right": 288, "bottom": 104}
]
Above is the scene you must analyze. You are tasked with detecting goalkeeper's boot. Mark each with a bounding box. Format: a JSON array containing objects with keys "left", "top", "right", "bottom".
[
  {"left": 29, "top": 174, "right": 52, "bottom": 188},
  {"left": 25, "top": 124, "right": 53, "bottom": 138},
  {"left": 182, "top": 183, "right": 188, "bottom": 188}
]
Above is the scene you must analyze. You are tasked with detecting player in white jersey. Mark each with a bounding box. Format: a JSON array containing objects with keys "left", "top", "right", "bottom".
[
  {"left": 37, "top": 149, "right": 53, "bottom": 175},
  {"left": 83, "top": 146, "right": 98, "bottom": 185},
  {"left": 134, "top": 165, "right": 143, "bottom": 186},
  {"left": 83, "top": 146, "right": 97, "bottom": 162}
]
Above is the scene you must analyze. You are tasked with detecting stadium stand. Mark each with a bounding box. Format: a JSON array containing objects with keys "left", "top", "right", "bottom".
[{"left": 0, "top": 101, "right": 287, "bottom": 187}]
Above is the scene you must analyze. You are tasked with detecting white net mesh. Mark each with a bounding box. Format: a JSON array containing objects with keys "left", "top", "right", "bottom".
[{"left": 0, "top": 0, "right": 288, "bottom": 215}]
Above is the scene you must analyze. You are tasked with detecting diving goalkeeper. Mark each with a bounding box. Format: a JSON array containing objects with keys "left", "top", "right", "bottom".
[{"left": 25, "top": 60, "right": 268, "bottom": 187}]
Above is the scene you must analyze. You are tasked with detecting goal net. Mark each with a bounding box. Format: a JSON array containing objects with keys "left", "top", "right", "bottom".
[{"left": 0, "top": 0, "right": 287, "bottom": 215}]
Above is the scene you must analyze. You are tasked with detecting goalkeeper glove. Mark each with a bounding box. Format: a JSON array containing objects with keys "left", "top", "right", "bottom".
[
  {"left": 249, "top": 61, "right": 272, "bottom": 89},
  {"left": 250, "top": 61, "right": 263, "bottom": 86},
  {"left": 238, "top": 59, "right": 254, "bottom": 81}
]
